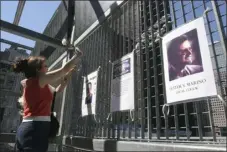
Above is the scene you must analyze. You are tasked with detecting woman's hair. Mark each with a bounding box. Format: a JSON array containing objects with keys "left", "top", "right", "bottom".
[{"left": 12, "top": 56, "right": 46, "bottom": 78}]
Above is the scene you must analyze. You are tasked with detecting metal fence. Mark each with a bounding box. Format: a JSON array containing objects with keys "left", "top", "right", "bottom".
[
  {"left": 0, "top": 0, "right": 226, "bottom": 151},
  {"left": 50, "top": 0, "right": 227, "bottom": 145}
]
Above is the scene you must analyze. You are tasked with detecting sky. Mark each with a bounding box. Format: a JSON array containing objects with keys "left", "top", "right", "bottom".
[
  {"left": 0, "top": 1, "right": 226, "bottom": 54},
  {"left": 0, "top": 1, "right": 61, "bottom": 53}
]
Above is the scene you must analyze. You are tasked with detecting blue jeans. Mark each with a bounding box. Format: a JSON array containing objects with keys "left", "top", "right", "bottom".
[{"left": 16, "top": 121, "right": 50, "bottom": 152}]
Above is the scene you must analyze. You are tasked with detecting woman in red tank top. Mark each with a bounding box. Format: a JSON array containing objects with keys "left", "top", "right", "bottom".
[{"left": 13, "top": 47, "right": 82, "bottom": 152}]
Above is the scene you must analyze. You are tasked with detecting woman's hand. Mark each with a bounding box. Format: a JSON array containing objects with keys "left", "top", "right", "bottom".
[
  {"left": 75, "top": 47, "right": 83, "bottom": 57},
  {"left": 55, "top": 68, "right": 75, "bottom": 92}
]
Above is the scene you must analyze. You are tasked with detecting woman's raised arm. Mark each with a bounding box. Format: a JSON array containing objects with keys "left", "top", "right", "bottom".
[{"left": 39, "top": 47, "right": 82, "bottom": 87}]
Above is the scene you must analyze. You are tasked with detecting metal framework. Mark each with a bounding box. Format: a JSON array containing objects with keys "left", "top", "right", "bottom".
[
  {"left": 13, "top": 1, "right": 26, "bottom": 25},
  {"left": 0, "top": 20, "right": 65, "bottom": 49},
  {"left": 0, "top": 0, "right": 27, "bottom": 50},
  {"left": 0, "top": 38, "right": 34, "bottom": 51},
  {"left": 0, "top": 0, "right": 226, "bottom": 151}
]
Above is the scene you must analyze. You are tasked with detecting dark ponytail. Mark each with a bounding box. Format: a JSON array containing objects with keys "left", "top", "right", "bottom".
[
  {"left": 12, "top": 56, "right": 46, "bottom": 78},
  {"left": 12, "top": 58, "right": 29, "bottom": 73}
]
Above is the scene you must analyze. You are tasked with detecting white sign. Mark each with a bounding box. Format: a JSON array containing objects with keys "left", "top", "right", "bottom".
[
  {"left": 110, "top": 52, "right": 135, "bottom": 112},
  {"left": 162, "top": 17, "right": 217, "bottom": 104},
  {"left": 81, "top": 70, "right": 98, "bottom": 116}
]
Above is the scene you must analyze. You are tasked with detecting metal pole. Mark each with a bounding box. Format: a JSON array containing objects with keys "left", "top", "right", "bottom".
[
  {"left": 58, "top": 1, "right": 76, "bottom": 151},
  {"left": 154, "top": 0, "right": 162, "bottom": 140},
  {"left": 211, "top": 1, "right": 227, "bottom": 61},
  {"left": 0, "top": 20, "right": 65, "bottom": 49},
  {"left": 13, "top": 0, "right": 26, "bottom": 25},
  {"left": 0, "top": 38, "right": 34, "bottom": 51},
  {"left": 143, "top": 0, "right": 152, "bottom": 140},
  {"left": 137, "top": 0, "right": 145, "bottom": 140}
]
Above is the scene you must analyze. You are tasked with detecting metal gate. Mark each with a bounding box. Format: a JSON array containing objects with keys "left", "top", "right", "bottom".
[{"left": 50, "top": 0, "right": 227, "bottom": 146}]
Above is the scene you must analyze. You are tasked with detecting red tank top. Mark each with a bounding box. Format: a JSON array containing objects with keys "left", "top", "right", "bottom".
[{"left": 22, "top": 77, "right": 53, "bottom": 118}]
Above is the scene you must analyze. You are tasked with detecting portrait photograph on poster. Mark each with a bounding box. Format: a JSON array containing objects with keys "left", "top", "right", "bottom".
[
  {"left": 167, "top": 29, "right": 204, "bottom": 81},
  {"left": 162, "top": 17, "right": 217, "bottom": 104},
  {"left": 110, "top": 52, "right": 135, "bottom": 112},
  {"left": 81, "top": 70, "right": 98, "bottom": 116}
]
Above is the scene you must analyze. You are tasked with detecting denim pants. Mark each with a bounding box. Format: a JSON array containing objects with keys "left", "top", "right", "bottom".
[{"left": 16, "top": 121, "right": 50, "bottom": 152}]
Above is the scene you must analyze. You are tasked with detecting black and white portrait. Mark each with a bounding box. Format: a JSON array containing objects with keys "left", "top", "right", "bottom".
[{"left": 167, "top": 29, "right": 203, "bottom": 81}]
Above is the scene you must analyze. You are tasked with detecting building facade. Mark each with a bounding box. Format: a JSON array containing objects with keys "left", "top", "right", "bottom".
[{"left": 0, "top": 47, "right": 28, "bottom": 133}]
